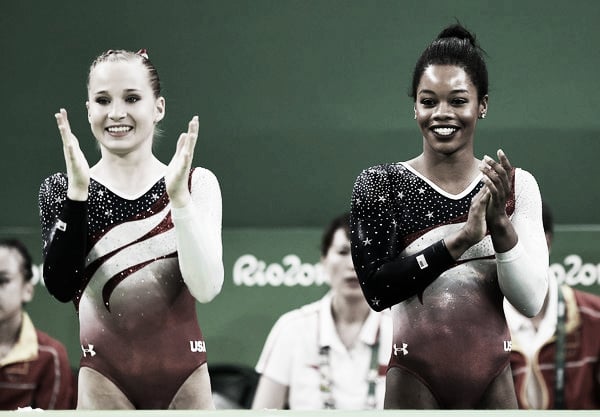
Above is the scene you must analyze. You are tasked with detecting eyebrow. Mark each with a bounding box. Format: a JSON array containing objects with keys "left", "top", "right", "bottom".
[
  {"left": 93, "top": 88, "right": 142, "bottom": 95},
  {"left": 418, "top": 88, "right": 470, "bottom": 95}
]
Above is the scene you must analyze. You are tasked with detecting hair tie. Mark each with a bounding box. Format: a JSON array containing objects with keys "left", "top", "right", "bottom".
[{"left": 136, "top": 48, "right": 149, "bottom": 60}]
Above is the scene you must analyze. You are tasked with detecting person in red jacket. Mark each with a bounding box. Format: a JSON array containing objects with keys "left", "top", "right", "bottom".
[
  {"left": 0, "top": 238, "right": 75, "bottom": 410},
  {"left": 505, "top": 202, "right": 600, "bottom": 409}
]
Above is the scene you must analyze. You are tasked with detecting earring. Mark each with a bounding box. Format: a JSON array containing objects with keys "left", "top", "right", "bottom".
[
  {"left": 413, "top": 109, "right": 417, "bottom": 120},
  {"left": 480, "top": 112, "right": 487, "bottom": 119}
]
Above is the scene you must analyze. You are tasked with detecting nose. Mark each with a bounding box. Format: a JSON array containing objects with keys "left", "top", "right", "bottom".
[
  {"left": 108, "top": 103, "right": 126, "bottom": 121},
  {"left": 344, "top": 253, "right": 355, "bottom": 270},
  {"left": 432, "top": 102, "right": 452, "bottom": 120}
]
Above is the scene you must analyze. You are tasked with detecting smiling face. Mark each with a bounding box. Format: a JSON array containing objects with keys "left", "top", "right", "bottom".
[
  {"left": 322, "top": 228, "right": 362, "bottom": 300},
  {"left": 415, "top": 65, "right": 487, "bottom": 156},
  {"left": 86, "top": 59, "right": 165, "bottom": 157}
]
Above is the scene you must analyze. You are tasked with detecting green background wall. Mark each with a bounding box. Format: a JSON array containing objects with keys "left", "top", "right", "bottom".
[{"left": 1, "top": 1, "right": 599, "bottom": 368}]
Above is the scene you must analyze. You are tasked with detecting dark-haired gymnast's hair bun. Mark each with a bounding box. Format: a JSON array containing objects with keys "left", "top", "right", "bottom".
[{"left": 436, "top": 24, "right": 477, "bottom": 46}]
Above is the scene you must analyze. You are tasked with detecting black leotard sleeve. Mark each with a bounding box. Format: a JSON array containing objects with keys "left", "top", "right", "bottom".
[
  {"left": 350, "top": 165, "right": 456, "bottom": 311},
  {"left": 39, "top": 174, "right": 87, "bottom": 302}
]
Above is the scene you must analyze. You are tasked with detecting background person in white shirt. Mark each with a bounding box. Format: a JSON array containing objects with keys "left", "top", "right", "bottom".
[{"left": 252, "top": 213, "right": 392, "bottom": 410}]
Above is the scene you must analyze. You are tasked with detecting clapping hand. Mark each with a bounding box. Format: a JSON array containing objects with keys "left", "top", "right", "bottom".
[
  {"left": 55, "top": 108, "right": 90, "bottom": 201},
  {"left": 479, "top": 149, "right": 517, "bottom": 251},
  {"left": 165, "top": 116, "right": 199, "bottom": 208},
  {"left": 480, "top": 149, "right": 514, "bottom": 227}
]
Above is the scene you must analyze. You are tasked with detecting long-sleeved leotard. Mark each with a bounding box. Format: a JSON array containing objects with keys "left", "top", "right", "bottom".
[
  {"left": 38, "top": 168, "right": 223, "bottom": 409},
  {"left": 350, "top": 162, "right": 548, "bottom": 408}
]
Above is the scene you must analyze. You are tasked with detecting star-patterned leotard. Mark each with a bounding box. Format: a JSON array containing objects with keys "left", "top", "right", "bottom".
[
  {"left": 350, "top": 161, "right": 546, "bottom": 408},
  {"left": 39, "top": 168, "right": 220, "bottom": 409}
]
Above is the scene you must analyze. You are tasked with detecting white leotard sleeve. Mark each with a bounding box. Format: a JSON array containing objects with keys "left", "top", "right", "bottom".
[
  {"left": 171, "top": 168, "right": 224, "bottom": 303},
  {"left": 497, "top": 168, "right": 548, "bottom": 317}
]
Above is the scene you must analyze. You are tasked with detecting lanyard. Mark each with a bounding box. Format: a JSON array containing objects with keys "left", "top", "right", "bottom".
[
  {"left": 316, "top": 299, "right": 382, "bottom": 409},
  {"left": 366, "top": 339, "right": 380, "bottom": 408},
  {"left": 318, "top": 341, "right": 380, "bottom": 409},
  {"left": 554, "top": 285, "right": 566, "bottom": 409}
]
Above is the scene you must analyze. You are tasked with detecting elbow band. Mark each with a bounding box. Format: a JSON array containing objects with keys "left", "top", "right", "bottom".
[
  {"left": 369, "top": 239, "right": 455, "bottom": 308},
  {"left": 378, "top": 239, "right": 455, "bottom": 282},
  {"left": 60, "top": 198, "right": 88, "bottom": 227},
  {"left": 43, "top": 198, "right": 88, "bottom": 302}
]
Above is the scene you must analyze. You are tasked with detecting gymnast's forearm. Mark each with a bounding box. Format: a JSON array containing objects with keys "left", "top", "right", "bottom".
[
  {"left": 43, "top": 198, "right": 87, "bottom": 302},
  {"left": 172, "top": 202, "right": 224, "bottom": 303},
  {"left": 358, "top": 240, "right": 456, "bottom": 311}
]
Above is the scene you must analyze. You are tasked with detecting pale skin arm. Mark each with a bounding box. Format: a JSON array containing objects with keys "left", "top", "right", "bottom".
[
  {"left": 165, "top": 116, "right": 224, "bottom": 302},
  {"left": 251, "top": 375, "right": 289, "bottom": 410},
  {"left": 458, "top": 148, "right": 547, "bottom": 316},
  {"left": 55, "top": 108, "right": 90, "bottom": 201},
  {"left": 165, "top": 116, "right": 198, "bottom": 207},
  {"left": 481, "top": 149, "right": 548, "bottom": 316}
]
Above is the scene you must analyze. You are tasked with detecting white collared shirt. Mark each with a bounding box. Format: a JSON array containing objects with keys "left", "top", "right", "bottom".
[{"left": 255, "top": 292, "right": 392, "bottom": 409}]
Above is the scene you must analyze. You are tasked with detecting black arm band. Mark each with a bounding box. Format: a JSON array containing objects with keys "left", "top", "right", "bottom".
[
  {"left": 43, "top": 198, "right": 88, "bottom": 302},
  {"left": 363, "top": 239, "right": 455, "bottom": 310}
]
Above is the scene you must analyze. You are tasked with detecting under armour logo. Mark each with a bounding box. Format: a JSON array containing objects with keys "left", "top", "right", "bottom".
[
  {"left": 81, "top": 344, "right": 96, "bottom": 357},
  {"left": 503, "top": 340, "right": 512, "bottom": 352},
  {"left": 190, "top": 340, "right": 206, "bottom": 353},
  {"left": 393, "top": 343, "right": 408, "bottom": 356}
]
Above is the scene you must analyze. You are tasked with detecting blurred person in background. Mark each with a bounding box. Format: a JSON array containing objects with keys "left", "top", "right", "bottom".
[
  {"left": 505, "top": 202, "right": 600, "bottom": 409},
  {"left": 252, "top": 212, "right": 392, "bottom": 410},
  {"left": 0, "top": 238, "right": 75, "bottom": 410}
]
